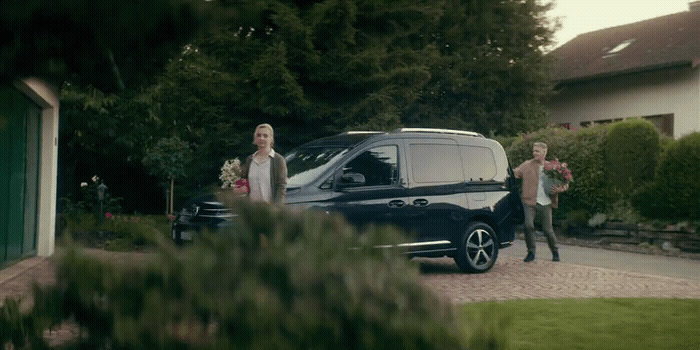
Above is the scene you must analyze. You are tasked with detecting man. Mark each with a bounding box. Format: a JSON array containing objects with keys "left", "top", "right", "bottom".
[{"left": 514, "top": 142, "right": 568, "bottom": 262}]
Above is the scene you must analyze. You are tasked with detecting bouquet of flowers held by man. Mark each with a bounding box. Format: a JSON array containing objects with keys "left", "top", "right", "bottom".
[
  {"left": 542, "top": 159, "right": 573, "bottom": 195},
  {"left": 219, "top": 158, "right": 249, "bottom": 192}
]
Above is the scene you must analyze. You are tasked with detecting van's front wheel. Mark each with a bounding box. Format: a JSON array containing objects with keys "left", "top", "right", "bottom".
[{"left": 454, "top": 222, "right": 498, "bottom": 273}]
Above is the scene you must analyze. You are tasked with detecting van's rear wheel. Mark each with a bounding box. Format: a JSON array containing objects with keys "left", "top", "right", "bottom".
[{"left": 454, "top": 222, "right": 498, "bottom": 273}]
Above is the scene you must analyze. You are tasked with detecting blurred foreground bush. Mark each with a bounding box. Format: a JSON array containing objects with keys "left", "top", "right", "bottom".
[{"left": 3, "top": 200, "right": 471, "bottom": 349}]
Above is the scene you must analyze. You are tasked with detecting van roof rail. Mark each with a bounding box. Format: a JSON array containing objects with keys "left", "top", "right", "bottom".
[
  {"left": 393, "top": 128, "right": 484, "bottom": 137},
  {"left": 339, "top": 131, "right": 385, "bottom": 135}
]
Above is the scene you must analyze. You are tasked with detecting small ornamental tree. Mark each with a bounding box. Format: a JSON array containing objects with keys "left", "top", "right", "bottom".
[{"left": 142, "top": 136, "right": 192, "bottom": 214}]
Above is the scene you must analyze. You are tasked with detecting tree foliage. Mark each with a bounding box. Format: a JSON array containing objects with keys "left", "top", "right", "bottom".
[
  {"left": 0, "top": 0, "right": 211, "bottom": 92},
  {"left": 32, "top": 0, "right": 558, "bottom": 213},
  {"left": 142, "top": 0, "right": 558, "bottom": 199},
  {"left": 142, "top": 136, "right": 193, "bottom": 214},
  {"left": 408, "top": 0, "right": 556, "bottom": 134}
]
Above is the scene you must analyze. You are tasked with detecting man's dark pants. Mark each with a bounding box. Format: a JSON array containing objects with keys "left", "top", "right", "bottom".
[{"left": 523, "top": 203, "right": 558, "bottom": 256}]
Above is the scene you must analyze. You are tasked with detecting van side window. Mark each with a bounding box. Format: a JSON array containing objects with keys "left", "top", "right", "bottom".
[
  {"left": 461, "top": 146, "right": 497, "bottom": 181},
  {"left": 343, "top": 145, "right": 399, "bottom": 186},
  {"left": 409, "top": 144, "right": 464, "bottom": 183}
]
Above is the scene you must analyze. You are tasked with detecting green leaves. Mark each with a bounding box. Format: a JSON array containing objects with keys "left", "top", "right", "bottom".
[
  {"left": 0, "top": 0, "right": 207, "bottom": 91},
  {"left": 251, "top": 42, "right": 309, "bottom": 116},
  {"left": 52, "top": 0, "right": 559, "bottom": 213},
  {"left": 604, "top": 119, "right": 660, "bottom": 196},
  {"left": 632, "top": 132, "right": 700, "bottom": 220},
  {"left": 142, "top": 136, "right": 192, "bottom": 180}
]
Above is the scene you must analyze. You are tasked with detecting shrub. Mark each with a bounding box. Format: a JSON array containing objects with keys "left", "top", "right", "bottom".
[
  {"left": 61, "top": 213, "right": 170, "bottom": 250},
  {"left": 492, "top": 135, "right": 519, "bottom": 150},
  {"left": 632, "top": 132, "right": 700, "bottom": 221},
  {"left": 604, "top": 119, "right": 660, "bottom": 198},
  {"left": 59, "top": 175, "right": 122, "bottom": 217},
  {"left": 4, "top": 200, "right": 469, "bottom": 349},
  {"left": 507, "top": 125, "right": 609, "bottom": 218}
]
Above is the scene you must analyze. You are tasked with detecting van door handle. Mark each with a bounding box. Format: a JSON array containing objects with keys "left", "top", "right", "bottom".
[
  {"left": 387, "top": 200, "right": 406, "bottom": 208},
  {"left": 413, "top": 198, "right": 429, "bottom": 207}
]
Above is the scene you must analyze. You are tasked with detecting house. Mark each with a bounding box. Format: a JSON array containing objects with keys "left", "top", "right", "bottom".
[
  {"left": 0, "top": 78, "right": 59, "bottom": 266},
  {"left": 547, "top": 1, "right": 700, "bottom": 138}
]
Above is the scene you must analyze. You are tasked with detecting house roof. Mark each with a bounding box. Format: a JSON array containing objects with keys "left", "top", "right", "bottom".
[{"left": 550, "top": 9, "right": 700, "bottom": 83}]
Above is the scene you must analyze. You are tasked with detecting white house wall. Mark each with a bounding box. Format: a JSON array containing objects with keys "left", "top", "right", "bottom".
[
  {"left": 14, "top": 78, "right": 59, "bottom": 257},
  {"left": 548, "top": 66, "right": 700, "bottom": 139}
]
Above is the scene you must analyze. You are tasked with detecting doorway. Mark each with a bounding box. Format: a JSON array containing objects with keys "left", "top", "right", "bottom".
[{"left": 0, "top": 86, "right": 41, "bottom": 265}]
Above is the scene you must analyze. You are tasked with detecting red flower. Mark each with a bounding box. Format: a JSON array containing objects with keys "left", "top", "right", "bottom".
[{"left": 543, "top": 159, "right": 573, "bottom": 183}]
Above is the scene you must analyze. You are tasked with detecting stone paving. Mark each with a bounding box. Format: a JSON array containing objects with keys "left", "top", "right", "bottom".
[{"left": 416, "top": 256, "right": 700, "bottom": 303}]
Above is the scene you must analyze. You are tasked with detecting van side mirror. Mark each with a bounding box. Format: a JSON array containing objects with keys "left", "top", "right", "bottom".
[{"left": 336, "top": 172, "right": 366, "bottom": 189}]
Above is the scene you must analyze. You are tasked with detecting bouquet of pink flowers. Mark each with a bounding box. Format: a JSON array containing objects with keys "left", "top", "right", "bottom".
[{"left": 543, "top": 159, "right": 573, "bottom": 183}]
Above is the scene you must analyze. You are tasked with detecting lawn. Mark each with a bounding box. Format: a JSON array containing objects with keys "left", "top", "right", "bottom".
[{"left": 459, "top": 298, "right": 700, "bottom": 350}]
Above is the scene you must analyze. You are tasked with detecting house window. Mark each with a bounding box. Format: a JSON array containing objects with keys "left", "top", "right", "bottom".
[
  {"left": 580, "top": 121, "right": 592, "bottom": 128},
  {"left": 643, "top": 114, "right": 674, "bottom": 137}
]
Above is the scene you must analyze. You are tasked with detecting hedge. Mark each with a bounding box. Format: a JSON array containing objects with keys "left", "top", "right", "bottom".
[
  {"left": 603, "top": 119, "right": 660, "bottom": 199},
  {"left": 506, "top": 125, "right": 609, "bottom": 218},
  {"left": 632, "top": 132, "right": 700, "bottom": 221}
]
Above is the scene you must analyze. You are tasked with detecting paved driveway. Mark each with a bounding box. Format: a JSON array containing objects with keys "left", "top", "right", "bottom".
[{"left": 417, "top": 240, "right": 700, "bottom": 303}]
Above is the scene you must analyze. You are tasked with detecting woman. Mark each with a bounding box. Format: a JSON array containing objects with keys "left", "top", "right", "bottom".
[{"left": 235, "top": 123, "right": 287, "bottom": 204}]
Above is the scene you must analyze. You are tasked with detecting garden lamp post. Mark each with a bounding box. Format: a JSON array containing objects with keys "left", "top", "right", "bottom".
[{"left": 97, "top": 182, "right": 107, "bottom": 224}]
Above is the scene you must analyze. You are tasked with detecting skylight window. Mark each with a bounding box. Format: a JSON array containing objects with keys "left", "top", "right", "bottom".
[{"left": 604, "top": 39, "right": 635, "bottom": 57}]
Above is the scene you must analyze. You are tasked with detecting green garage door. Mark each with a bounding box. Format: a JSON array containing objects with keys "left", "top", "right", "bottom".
[{"left": 0, "top": 86, "right": 41, "bottom": 265}]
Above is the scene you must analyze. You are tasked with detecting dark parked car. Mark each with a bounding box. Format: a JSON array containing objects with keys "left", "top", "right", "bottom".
[
  {"left": 171, "top": 193, "right": 235, "bottom": 244},
  {"left": 173, "top": 128, "right": 524, "bottom": 272}
]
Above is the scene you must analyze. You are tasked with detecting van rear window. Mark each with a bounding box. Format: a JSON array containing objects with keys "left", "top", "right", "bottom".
[
  {"left": 409, "top": 144, "right": 465, "bottom": 183},
  {"left": 460, "top": 146, "right": 497, "bottom": 181}
]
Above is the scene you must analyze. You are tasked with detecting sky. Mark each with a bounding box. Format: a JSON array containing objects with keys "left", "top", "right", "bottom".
[{"left": 546, "top": 0, "right": 692, "bottom": 47}]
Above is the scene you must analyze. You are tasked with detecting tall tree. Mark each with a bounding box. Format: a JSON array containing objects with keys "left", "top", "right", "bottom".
[
  {"left": 406, "top": 0, "right": 557, "bottom": 135},
  {"left": 37, "top": 0, "right": 558, "bottom": 212},
  {"left": 146, "top": 0, "right": 558, "bottom": 197},
  {"left": 0, "top": 0, "right": 208, "bottom": 91}
]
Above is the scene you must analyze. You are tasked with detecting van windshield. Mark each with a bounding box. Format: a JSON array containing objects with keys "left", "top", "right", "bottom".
[{"left": 285, "top": 146, "right": 350, "bottom": 188}]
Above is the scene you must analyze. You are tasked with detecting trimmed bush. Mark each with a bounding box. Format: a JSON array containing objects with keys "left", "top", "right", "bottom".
[
  {"left": 4, "top": 200, "right": 469, "bottom": 349},
  {"left": 507, "top": 125, "right": 609, "bottom": 218},
  {"left": 632, "top": 132, "right": 700, "bottom": 221},
  {"left": 604, "top": 119, "right": 660, "bottom": 197}
]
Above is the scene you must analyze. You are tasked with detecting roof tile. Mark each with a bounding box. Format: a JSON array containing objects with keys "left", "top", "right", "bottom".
[{"left": 550, "top": 10, "right": 700, "bottom": 82}]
